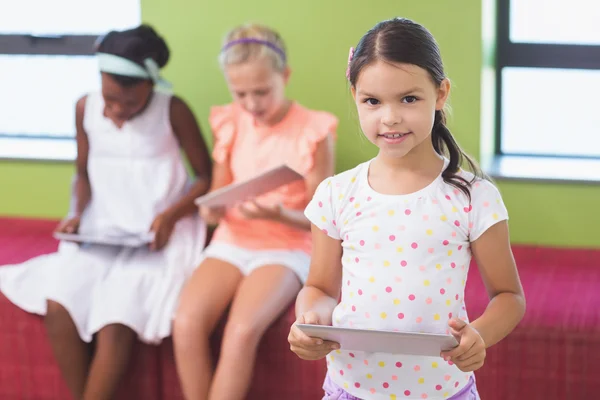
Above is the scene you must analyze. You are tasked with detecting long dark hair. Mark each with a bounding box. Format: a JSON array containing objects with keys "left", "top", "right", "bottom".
[
  {"left": 95, "top": 25, "right": 170, "bottom": 87},
  {"left": 348, "top": 17, "right": 484, "bottom": 200}
]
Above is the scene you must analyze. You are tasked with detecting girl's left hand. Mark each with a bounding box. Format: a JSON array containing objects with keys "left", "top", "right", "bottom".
[
  {"left": 149, "top": 212, "right": 177, "bottom": 251},
  {"left": 238, "top": 200, "right": 282, "bottom": 221},
  {"left": 440, "top": 318, "right": 486, "bottom": 372}
]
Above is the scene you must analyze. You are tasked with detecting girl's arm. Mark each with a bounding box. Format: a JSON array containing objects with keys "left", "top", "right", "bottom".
[
  {"left": 197, "top": 135, "right": 234, "bottom": 226},
  {"left": 289, "top": 225, "right": 342, "bottom": 359},
  {"left": 207, "top": 158, "right": 233, "bottom": 192},
  {"left": 469, "top": 220, "right": 526, "bottom": 347},
  {"left": 71, "top": 96, "right": 92, "bottom": 217},
  {"left": 148, "top": 97, "right": 212, "bottom": 250},
  {"left": 162, "top": 96, "right": 212, "bottom": 222},
  {"left": 56, "top": 96, "right": 91, "bottom": 234},
  {"left": 295, "top": 224, "right": 343, "bottom": 323}
]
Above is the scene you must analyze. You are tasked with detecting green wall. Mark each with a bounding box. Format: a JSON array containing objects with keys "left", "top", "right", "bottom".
[{"left": 0, "top": 0, "right": 597, "bottom": 248}]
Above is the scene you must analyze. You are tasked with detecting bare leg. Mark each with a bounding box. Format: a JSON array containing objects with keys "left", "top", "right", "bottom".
[
  {"left": 209, "top": 265, "right": 301, "bottom": 400},
  {"left": 173, "top": 258, "right": 243, "bottom": 400},
  {"left": 82, "top": 324, "right": 136, "bottom": 400},
  {"left": 45, "top": 300, "right": 92, "bottom": 400}
]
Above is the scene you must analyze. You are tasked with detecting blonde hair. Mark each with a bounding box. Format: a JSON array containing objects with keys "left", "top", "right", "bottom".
[{"left": 218, "top": 24, "right": 287, "bottom": 72}]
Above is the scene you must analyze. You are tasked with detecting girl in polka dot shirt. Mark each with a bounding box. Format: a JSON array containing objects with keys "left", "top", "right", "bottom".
[{"left": 288, "top": 18, "right": 526, "bottom": 400}]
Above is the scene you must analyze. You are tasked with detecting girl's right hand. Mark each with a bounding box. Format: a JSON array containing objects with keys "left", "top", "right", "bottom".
[
  {"left": 55, "top": 215, "right": 81, "bottom": 234},
  {"left": 200, "top": 206, "right": 226, "bottom": 226},
  {"left": 288, "top": 311, "right": 340, "bottom": 360}
]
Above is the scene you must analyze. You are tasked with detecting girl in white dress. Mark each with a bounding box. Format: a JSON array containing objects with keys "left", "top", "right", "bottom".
[{"left": 0, "top": 25, "right": 211, "bottom": 400}]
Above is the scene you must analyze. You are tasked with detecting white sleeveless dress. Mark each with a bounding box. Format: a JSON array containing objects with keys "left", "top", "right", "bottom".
[{"left": 0, "top": 92, "right": 206, "bottom": 344}]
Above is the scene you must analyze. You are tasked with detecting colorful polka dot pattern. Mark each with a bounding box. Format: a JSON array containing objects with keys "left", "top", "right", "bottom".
[{"left": 304, "top": 160, "right": 508, "bottom": 400}]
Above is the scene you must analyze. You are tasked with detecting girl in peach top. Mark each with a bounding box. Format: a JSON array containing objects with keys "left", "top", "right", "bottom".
[{"left": 173, "top": 24, "right": 337, "bottom": 400}]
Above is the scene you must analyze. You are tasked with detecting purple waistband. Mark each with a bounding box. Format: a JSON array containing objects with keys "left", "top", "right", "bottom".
[{"left": 322, "top": 373, "right": 479, "bottom": 400}]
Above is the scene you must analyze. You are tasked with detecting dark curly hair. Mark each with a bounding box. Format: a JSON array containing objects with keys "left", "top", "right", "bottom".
[{"left": 95, "top": 24, "right": 169, "bottom": 87}]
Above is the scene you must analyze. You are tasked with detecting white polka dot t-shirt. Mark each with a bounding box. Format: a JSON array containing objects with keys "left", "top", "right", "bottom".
[{"left": 304, "top": 159, "right": 508, "bottom": 400}]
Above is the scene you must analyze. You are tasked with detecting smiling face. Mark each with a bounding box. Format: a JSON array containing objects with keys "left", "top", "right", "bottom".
[
  {"left": 224, "top": 58, "right": 290, "bottom": 126},
  {"left": 352, "top": 60, "right": 450, "bottom": 160}
]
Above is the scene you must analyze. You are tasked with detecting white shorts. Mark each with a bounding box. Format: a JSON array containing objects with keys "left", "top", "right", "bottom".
[{"left": 202, "top": 242, "right": 311, "bottom": 283}]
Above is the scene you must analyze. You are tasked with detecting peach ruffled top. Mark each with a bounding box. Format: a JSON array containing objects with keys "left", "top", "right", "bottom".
[{"left": 209, "top": 102, "right": 338, "bottom": 253}]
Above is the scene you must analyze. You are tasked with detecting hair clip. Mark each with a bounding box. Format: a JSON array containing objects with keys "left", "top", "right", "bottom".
[{"left": 346, "top": 47, "right": 355, "bottom": 80}]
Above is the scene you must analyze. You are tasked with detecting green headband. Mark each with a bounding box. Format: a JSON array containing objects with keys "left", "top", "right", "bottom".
[{"left": 97, "top": 52, "right": 172, "bottom": 89}]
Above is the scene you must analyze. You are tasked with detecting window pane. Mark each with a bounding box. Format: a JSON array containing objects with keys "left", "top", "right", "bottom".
[
  {"left": 510, "top": 0, "right": 600, "bottom": 45},
  {"left": 0, "top": 55, "right": 100, "bottom": 137},
  {"left": 0, "top": 137, "right": 76, "bottom": 161},
  {"left": 501, "top": 67, "right": 600, "bottom": 157},
  {"left": 0, "top": 0, "right": 141, "bottom": 35}
]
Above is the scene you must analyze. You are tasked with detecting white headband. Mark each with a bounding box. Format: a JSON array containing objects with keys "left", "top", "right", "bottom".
[{"left": 96, "top": 52, "right": 172, "bottom": 89}]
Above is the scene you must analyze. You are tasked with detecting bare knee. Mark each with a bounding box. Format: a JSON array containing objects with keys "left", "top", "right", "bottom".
[
  {"left": 173, "top": 306, "right": 213, "bottom": 347},
  {"left": 45, "top": 300, "right": 76, "bottom": 337},
  {"left": 96, "top": 324, "right": 135, "bottom": 349},
  {"left": 173, "top": 293, "right": 224, "bottom": 345},
  {"left": 46, "top": 299, "right": 71, "bottom": 321},
  {"left": 221, "top": 319, "right": 265, "bottom": 356}
]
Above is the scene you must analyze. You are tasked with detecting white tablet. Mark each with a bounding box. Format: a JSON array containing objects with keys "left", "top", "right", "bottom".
[
  {"left": 194, "top": 165, "right": 303, "bottom": 208},
  {"left": 53, "top": 232, "right": 155, "bottom": 247},
  {"left": 296, "top": 324, "right": 458, "bottom": 357}
]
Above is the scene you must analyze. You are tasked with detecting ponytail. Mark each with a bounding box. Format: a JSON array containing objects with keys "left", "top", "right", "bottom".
[{"left": 432, "top": 110, "right": 485, "bottom": 201}]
